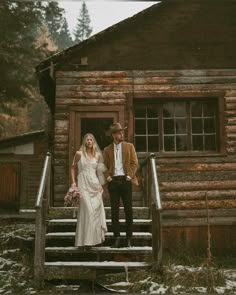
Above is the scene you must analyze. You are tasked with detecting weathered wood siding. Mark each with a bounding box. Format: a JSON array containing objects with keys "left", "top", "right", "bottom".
[{"left": 54, "top": 69, "right": 236, "bottom": 216}]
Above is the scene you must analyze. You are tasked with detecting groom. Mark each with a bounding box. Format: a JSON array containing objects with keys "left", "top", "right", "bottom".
[{"left": 103, "top": 123, "right": 138, "bottom": 248}]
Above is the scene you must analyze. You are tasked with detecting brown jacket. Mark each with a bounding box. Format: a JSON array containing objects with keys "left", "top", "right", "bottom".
[{"left": 103, "top": 142, "right": 138, "bottom": 185}]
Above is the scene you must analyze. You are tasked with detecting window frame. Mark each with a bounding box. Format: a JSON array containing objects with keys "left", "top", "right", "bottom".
[{"left": 131, "top": 92, "right": 225, "bottom": 157}]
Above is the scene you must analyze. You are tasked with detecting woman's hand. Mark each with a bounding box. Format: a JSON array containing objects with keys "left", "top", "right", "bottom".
[{"left": 71, "top": 181, "right": 76, "bottom": 187}]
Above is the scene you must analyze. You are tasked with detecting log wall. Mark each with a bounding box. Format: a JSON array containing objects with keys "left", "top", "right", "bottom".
[{"left": 54, "top": 69, "right": 236, "bottom": 214}]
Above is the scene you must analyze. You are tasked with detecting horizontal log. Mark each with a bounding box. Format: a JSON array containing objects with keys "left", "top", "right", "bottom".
[
  {"left": 56, "top": 91, "right": 127, "bottom": 99},
  {"left": 153, "top": 156, "right": 236, "bottom": 165},
  {"left": 54, "top": 135, "right": 68, "bottom": 144},
  {"left": 56, "top": 77, "right": 133, "bottom": 85},
  {"left": 226, "top": 103, "right": 236, "bottom": 110},
  {"left": 226, "top": 141, "right": 236, "bottom": 147},
  {"left": 162, "top": 217, "right": 236, "bottom": 227},
  {"left": 133, "top": 70, "right": 236, "bottom": 77},
  {"left": 54, "top": 143, "right": 68, "bottom": 151},
  {"left": 54, "top": 112, "right": 69, "bottom": 120},
  {"left": 133, "top": 84, "right": 236, "bottom": 92},
  {"left": 225, "top": 97, "right": 236, "bottom": 103},
  {"left": 225, "top": 110, "right": 236, "bottom": 117},
  {"left": 55, "top": 120, "right": 69, "bottom": 129},
  {"left": 56, "top": 71, "right": 130, "bottom": 78},
  {"left": 226, "top": 117, "right": 236, "bottom": 125},
  {"left": 158, "top": 170, "right": 236, "bottom": 182},
  {"left": 162, "top": 200, "right": 236, "bottom": 210},
  {"left": 161, "top": 190, "right": 236, "bottom": 200},
  {"left": 56, "top": 98, "right": 125, "bottom": 105},
  {"left": 160, "top": 180, "right": 236, "bottom": 191},
  {"left": 225, "top": 90, "right": 236, "bottom": 97},
  {"left": 56, "top": 84, "right": 132, "bottom": 93},
  {"left": 157, "top": 162, "right": 236, "bottom": 172},
  {"left": 162, "top": 208, "right": 236, "bottom": 218},
  {"left": 133, "top": 76, "right": 236, "bottom": 85}
]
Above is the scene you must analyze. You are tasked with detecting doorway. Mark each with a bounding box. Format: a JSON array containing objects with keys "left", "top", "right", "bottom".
[
  {"left": 69, "top": 105, "right": 125, "bottom": 168},
  {"left": 81, "top": 118, "right": 113, "bottom": 150}
]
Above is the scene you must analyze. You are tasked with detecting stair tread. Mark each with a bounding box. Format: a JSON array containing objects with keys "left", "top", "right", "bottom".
[
  {"left": 48, "top": 218, "right": 152, "bottom": 224},
  {"left": 46, "top": 232, "right": 152, "bottom": 237},
  {"left": 45, "top": 246, "right": 152, "bottom": 253},
  {"left": 45, "top": 261, "right": 148, "bottom": 268}
]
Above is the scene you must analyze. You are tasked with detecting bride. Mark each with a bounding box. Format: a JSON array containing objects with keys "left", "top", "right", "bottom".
[{"left": 71, "top": 133, "right": 107, "bottom": 248}]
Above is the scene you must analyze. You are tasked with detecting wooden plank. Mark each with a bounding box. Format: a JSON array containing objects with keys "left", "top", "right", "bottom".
[
  {"left": 45, "top": 265, "right": 96, "bottom": 280},
  {"left": 162, "top": 208, "right": 236, "bottom": 218},
  {"left": 56, "top": 84, "right": 133, "bottom": 93},
  {"left": 56, "top": 98, "right": 125, "bottom": 105},
  {"left": 160, "top": 180, "right": 236, "bottom": 191},
  {"left": 132, "top": 70, "right": 236, "bottom": 77},
  {"left": 56, "top": 77, "right": 133, "bottom": 85},
  {"left": 157, "top": 162, "right": 236, "bottom": 172},
  {"left": 162, "top": 200, "right": 236, "bottom": 210},
  {"left": 56, "top": 71, "right": 131, "bottom": 78},
  {"left": 133, "top": 84, "right": 236, "bottom": 91},
  {"left": 133, "top": 76, "right": 236, "bottom": 85},
  {"left": 162, "top": 190, "right": 236, "bottom": 200},
  {"left": 56, "top": 91, "right": 127, "bottom": 99}
]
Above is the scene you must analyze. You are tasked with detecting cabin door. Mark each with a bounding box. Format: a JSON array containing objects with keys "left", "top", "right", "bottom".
[{"left": 69, "top": 106, "right": 125, "bottom": 168}]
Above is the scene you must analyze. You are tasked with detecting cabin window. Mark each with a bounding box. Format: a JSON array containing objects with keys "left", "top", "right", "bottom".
[{"left": 134, "top": 99, "right": 219, "bottom": 154}]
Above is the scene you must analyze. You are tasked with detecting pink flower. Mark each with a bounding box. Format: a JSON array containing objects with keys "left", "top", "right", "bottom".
[{"left": 64, "top": 186, "right": 81, "bottom": 207}]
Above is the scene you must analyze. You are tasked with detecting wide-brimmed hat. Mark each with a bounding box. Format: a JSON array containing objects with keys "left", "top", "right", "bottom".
[{"left": 107, "top": 123, "right": 127, "bottom": 135}]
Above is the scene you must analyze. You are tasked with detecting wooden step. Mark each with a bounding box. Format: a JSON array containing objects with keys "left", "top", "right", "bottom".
[
  {"left": 48, "top": 218, "right": 152, "bottom": 226},
  {"left": 48, "top": 207, "right": 150, "bottom": 219},
  {"left": 45, "top": 246, "right": 152, "bottom": 254},
  {"left": 46, "top": 232, "right": 152, "bottom": 239},
  {"left": 44, "top": 261, "right": 149, "bottom": 280}
]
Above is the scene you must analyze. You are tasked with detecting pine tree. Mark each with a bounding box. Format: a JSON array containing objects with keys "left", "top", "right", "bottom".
[
  {"left": 74, "top": 1, "right": 92, "bottom": 44},
  {"left": 57, "top": 17, "right": 74, "bottom": 49}
]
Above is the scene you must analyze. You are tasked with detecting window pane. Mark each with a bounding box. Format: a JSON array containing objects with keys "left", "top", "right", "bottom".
[
  {"left": 176, "top": 119, "right": 187, "bottom": 134},
  {"left": 203, "top": 103, "right": 215, "bottom": 117},
  {"left": 148, "top": 119, "right": 158, "bottom": 134},
  {"left": 192, "top": 135, "right": 203, "bottom": 151},
  {"left": 175, "top": 102, "right": 186, "bottom": 117},
  {"left": 147, "top": 106, "right": 158, "bottom": 118},
  {"left": 163, "top": 102, "right": 174, "bottom": 118},
  {"left": 191, "top": 102, "right": 202, "bottom": 117},
  {"left": 135, "top": 136, "right": 146, "bottom": 152},
  {"left": 204, "top": 118, "right": 215, "bottom": 133},
  {"left": 205, "top": 135, "right": 216, "bottom": 150},
  {"left": 176, "top": 135, "right": 187, "bottom": 151},
  {"left": 164, "top": 136, "right": 175, "bottom": 151},
  {"left": 192, "top": 118, "right": 203, "bottom": 133},
  {"left": 148, "top": 136, "right": 159, "bottom": 152},
  {"left": 135, "top": 119, "right": 146, "bottom": 135},
  {"left": 135, "top": 107, "right": 146, "bottom": 118},
  {"left": 164, "top": 119, "right": 174, "bottom": 134}
]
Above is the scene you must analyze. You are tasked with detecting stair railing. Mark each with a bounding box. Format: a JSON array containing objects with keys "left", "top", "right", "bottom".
[
  {"left": 141, "top": 153, "right": 162, "bottom": 269},
  {"left": 34, "top": 152, "right": 51, "bottom": 288}
]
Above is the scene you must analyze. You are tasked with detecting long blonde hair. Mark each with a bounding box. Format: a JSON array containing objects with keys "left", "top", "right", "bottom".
[{"left": 80, "top": 133, "right": 97, "bottom": 158}]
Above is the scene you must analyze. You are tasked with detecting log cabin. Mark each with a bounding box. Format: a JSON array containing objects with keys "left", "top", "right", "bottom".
[
  {"left": 35, "top": 0, "right": 236, "bottom": 254},
  {"left": 0, "top": 130, "right": 47, "bottom": 211}
]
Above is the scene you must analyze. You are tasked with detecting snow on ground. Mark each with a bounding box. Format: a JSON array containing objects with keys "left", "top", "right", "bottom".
[{"left": 0, "top": 221, "right": 235, "bottom": 294}]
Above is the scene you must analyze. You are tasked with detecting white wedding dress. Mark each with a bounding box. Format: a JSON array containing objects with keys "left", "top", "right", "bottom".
[{"left": 75, "top": 152, "right": 107, "bottom": 247}]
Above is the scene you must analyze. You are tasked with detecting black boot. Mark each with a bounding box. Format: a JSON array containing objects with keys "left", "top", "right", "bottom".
[{"left": 111, "top": 237, "right": 121, "bottom": 248}]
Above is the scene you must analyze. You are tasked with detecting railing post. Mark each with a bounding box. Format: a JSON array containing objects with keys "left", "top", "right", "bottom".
[{"left": 34, "top": 152, "right": 51, "bottom": 288}]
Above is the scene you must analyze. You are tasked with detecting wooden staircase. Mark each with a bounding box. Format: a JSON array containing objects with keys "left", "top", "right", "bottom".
[
  {"left": 44, "top": 206, "right": 152, "bottom": 281},
  {"left": 34, "top": 153, "right": 162, "bottom": 288}
]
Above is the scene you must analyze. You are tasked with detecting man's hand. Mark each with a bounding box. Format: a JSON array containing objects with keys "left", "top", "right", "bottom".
[
  {"left": 106, "top": 176, "right": 112, "bottom": 182},
  {"left": 126, "top": 175, "right": 131, "bottom": 181}
]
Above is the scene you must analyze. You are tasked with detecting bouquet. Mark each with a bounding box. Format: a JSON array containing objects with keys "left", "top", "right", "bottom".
[{"left": 64, "top": 185, "right": 81, "bottom": 207}]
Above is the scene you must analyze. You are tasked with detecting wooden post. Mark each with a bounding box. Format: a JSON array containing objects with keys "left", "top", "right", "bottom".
[{"left": 151, "top": 205, "right": 163, "bottom": 270}]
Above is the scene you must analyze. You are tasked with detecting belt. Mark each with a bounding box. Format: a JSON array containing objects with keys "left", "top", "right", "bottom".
[{"left": 112, "top": 175, "right": 126, "bottom": 180}]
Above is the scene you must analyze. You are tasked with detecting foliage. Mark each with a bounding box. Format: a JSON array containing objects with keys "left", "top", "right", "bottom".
[
  {"left": 74, "top": 1, "right": 92, "bottom": 43},
  {"left": 44, "top": 2, "right": 73, "bottom": 50}
]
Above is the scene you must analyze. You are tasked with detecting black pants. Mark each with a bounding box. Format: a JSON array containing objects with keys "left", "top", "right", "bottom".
[{"left": 108, "top": 176, "right": 133, "bottom": 238}]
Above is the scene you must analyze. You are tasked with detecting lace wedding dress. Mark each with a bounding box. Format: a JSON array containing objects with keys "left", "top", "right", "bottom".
[{"left": 74, "top": 152, "right": 107, "bottom": 247}]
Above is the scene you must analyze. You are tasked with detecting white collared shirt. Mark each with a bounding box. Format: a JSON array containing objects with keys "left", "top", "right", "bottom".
[{"left": 114, "top": 143, "right": 125, "bottom": 176}]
